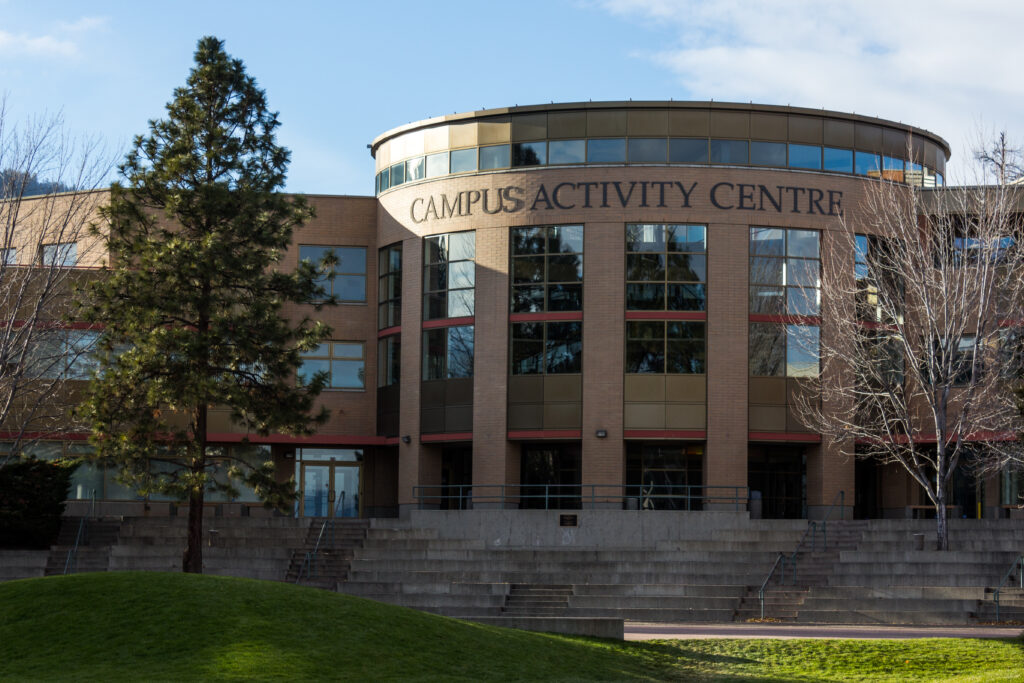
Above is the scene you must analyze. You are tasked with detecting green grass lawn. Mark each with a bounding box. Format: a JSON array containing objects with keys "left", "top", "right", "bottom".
[{"left": 0, "top": 572, "right": 1021, "bottom": 682}]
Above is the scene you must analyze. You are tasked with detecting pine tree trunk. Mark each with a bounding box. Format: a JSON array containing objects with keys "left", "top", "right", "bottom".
[{"left": 182, "top": 486, "right": 204, "bottom": 573}]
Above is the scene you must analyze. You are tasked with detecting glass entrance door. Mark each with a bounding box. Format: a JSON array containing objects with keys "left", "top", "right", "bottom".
[{"left": 300, "top": 462, "right": 361, "bottom": 518}]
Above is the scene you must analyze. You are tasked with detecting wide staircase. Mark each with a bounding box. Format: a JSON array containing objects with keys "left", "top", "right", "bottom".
[
  {"left": 336, "top": 519, "right": 809, "bottom": 622},
  {"left": 754, "top": 519, "right": 1024, "bottom": 625},
  {"left": 44, "top": 518, "right": 122, "bottom": 576},
  {"left": 284, "top": 519, "right": 369, "bottom": 588}
]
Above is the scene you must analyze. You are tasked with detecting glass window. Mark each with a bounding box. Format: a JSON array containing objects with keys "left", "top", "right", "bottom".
[
  {"left": 298, "top": 342, "right": 365, "bottom": 390},
  {"left": 710, "top": 139, "right": 748, "bottom": 164},
  {"left": 628, "top": 138, "right": 667, "bottom": 163},
  {"left": 882, "top": 156, "right": 905, "bottom": 182},
  {"left": 548, "top": 139, "right": 586, "bottom": 164},
  {"left": 855, "top": 151, "right": 880, "bottom": 178},
  {"left": 953, "top": 335, "right": 976, "bottom": 386},
  {"left": 788, "top": 144, "right": 822, "bottom": 170},
  {"left": 587, "top": 138, "right": 626, "bottom": 163},
  {"left": 425, "top": 152, "right": 449, "bottom": 178},
  {"left": 377, "top": 335, "right": 400, "bottom": 388},
  {"left": 28, "top": 329, "right": 100, "bottom": 380},
  {"left": 511, "top": 321, "right": 581, "bottom": 375},
  {"left": 479, "top": 144, "right": 510, "bottom": 170},
  {"left": 379, "top": 167, "right": 390, "bottom": 192},
  {"left": 423, "top": 231, "right": 475, "bottom": 320},
  {"left": 627, "top": 224, "right": 706, "bottom": 312},
  {"left": 511, "top": 225, "right": 583, "bottom": 313},
  {"left": 626, "top": 320, "right": 705, "bottom": 374},
  {"left": 749, "top": 323, "right": 818, "bottom": 377},
  {"left": 1, "top": 248, "right": 15, "bottom": 265},
  {"left": 300, "top": 245, "right": 366, "bottom": 303},
  {"left": 378, "top": 243, "right": 402, "bottom": 330},
  {"left": 823, "top": 148, "right": 854, "bottom": 173},
  {"left": 750, "top": 141, "right": 786, "bottom": 166},
  {"left": 750, "top": 228, "right": 819, "bottom": 315},
  {"left": 423, "top": 325, "right": 474, "bottom": 380},
  {"left": 512, "top": 142, "right": 546, "bottom": 166},
  {"left": 406, "top": 156, "right": 425, "bottom": 182},
  {"left": 669, "top": 138, "right": 708, "bottom": 163},
  {"left": 389, "top": 162, "right": 405, "bottom": 186},
  {"left": 41, "top": 242, "right": 76, "bottom": 267},
  {"left": 449, "top": 148, "right": 477, "bottom": 174}
]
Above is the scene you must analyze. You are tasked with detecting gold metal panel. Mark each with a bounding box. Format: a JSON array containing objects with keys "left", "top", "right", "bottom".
[
  {"left": 377, "top": 141, "right": 390, "bottom": 168},
  {"left": 420, "top": 407, "right": 446, "bottom": 433},
  {"left": 587, "top": 110, "right": 627, "bottom": 137},
  {"left": 787, "top": 378, "right": 818, "bottom": 407},
  {"left": 710, "top": 111, "right": 750, "bottom": 138},
  {"left": 508, "top": 403, "right": 544, "bottom": 430},
  {"left": 749, "top": 405, "right": 787, "bottom": 431},
  {"left": 855, "top": 124, "right": 883, "bottom": 152},
  {"left": 666, "top": 375, "right": 706, "bottom": 402},
  {"left": 401, "top": 130, "right": 425, "bottom": 157},
  {"left": 624, "top": 402, "right": 666, "bottom": 430},
  {"left": 508, "top": 375, "right": 544, "bottom": 404},
  {"left": 666, "top": 403, "right": 706, "bottom": 430},
  {"left": 749, "top": 377, "right": 787, "bottom": 404},
  {"left": 449, "top": 122, "right": 478, "bottom": 148},
  {"left": 511, "top": 113, "right": 547, "bottom": 141},
  {"left": 787, "top": 406, "right": 812, "bottom": 433},
  {"left": 823, "top": 120, "right": 855, "bottom": 148},
  {"left": 668, "top": 110, "right": 709, "bottom": 136},
  {"left": 923, "top": 141, "right": 939, "bottom": 169},
  {"left": 445, "top": 377, "right": 474, "bottom": 405},
  {"left": 883, "top": 128, "right": 909, "bottom": 157},
  {"left": 750, "top": 113, "right": 787, "bottom": 141},
  {"left": 544, "top": 375, "right": 582, "bottom": 402},
  {"left": 624, "top": 375, "right": 665, "bottom": 402},
  {"left": 548, "top": 111, "right": 587, "bottom": 138},
  {"left": 478, "top": 117, "right": 511, "bottom": 145},
  {"left": 421, "top": 380, "right": 446, "bottom": 407},
  {"left": 543, "top": 402, "right": 582, "bottom": 429},
  {"left": 446, "top": 405, "right": 473, "bottom": 432},
  {"left": 423, "top": 125, "right": 449, "bottom": 153},
  {"left": 627, "top": 109, "right": 669, "bottom": 136},
  {"left": 788, "top": 115, "right": 823, "bottom": 144},
  {"left": 208, "top": 409, "right": 235, "bottom": 432}
]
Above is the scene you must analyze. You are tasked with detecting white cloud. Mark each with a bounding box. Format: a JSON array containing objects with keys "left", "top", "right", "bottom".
[
  {"left": 0, "top": 30, "right": 77, "bottom": 58},
  {"left": 592, "top": 0, "right": 1024, "bottom": 177},
  {"left": 58, "top": 17, "right": 109, "bottom": 33}
]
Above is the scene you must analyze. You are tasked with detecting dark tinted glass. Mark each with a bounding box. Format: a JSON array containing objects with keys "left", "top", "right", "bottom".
[
  {"left": 751, "top": 141, "right": 786, "bottom": 166},
  {"left": 548, "top": 139, "right": 585, "bottom": 164},
  {"left": 628, "top": 138, "right": 667, "bottom": 162},
  {"left": 587, "top": 138, "right": 626, "bottom": 163},
  {"left": 450, "top": 148, "right": 477, "bottom": 173},
  {"left": 512, "top": 142, "right": 546, "bottom": 166},
  {"left": 669, "top": 138, "right": 708, "bottom": 163},
  {"left": 789, "top": 144, "right": 822, "bottom": 169},
  {"left": 479, "top": 144, "right": 510, "bottom": 170},
  {"left": 710, "top": 139, "right": 748, "bottom": 164},
  {"left": 823, "top": 147, "right": 853, "bottom": 173}
]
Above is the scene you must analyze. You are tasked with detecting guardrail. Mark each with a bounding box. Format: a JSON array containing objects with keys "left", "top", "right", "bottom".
[
  {"left": 64, "top": 490, "right": 96, "bottom": 575},
  {"left": 411, "top": 483, "right": 749, "bottom": 511},
  {"left": 992, "top": 554, "right": 1024, "bottom": 622},
  {"left": 297, "top": 518, "right": 334, "bottom": 583}
]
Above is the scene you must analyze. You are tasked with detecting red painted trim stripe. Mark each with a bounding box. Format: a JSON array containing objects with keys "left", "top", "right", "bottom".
[
  {"left": 10, "top": 320, "right": 104, "bottom": 330},
  {"left": 855, "top": 431, "right": 1017, "bottom": 445},
  {"left": 422, "top": 316, "right": 474, "bottom": 329},
  {"left": 749, "top": 314, "right": 821, "bottom": 325},
  {"left": 509, "top": 312, "right": 584, "bottom": 322},
  {"left": 0, "top": 431, "right": 89, "bottom": 441},
  {"left": 623, "top": 430, "right": 706, "bottom": 439},
  {"left": 377, "top": 326, "right": 401, "bottom": 338},
  {"left": 507, "top": 429, "right": 582, "bottom": 440},
  {"left": 625, "top": 311, "right": 706, "bottom": 321},
  {"left": 420, "top": 432, "right": 473, "bottom": 443},
  {"left": 206, "top": 433, "right": 394, "bottom": 446},
  {"left": 748, "top": 432, "right": 822, "bottom": 442}
]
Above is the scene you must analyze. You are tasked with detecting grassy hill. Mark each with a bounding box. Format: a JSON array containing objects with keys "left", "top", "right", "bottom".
[{"left": 1, "top": 572, "right": 1021, "bottom": 681}]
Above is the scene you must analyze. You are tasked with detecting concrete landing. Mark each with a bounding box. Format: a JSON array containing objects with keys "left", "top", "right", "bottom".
[
  {"left": 625, "top": 622, "right": 1024, "bottom": 640},
  {"left": 463, "top": 616, "right": 624, "bottom": 639}
]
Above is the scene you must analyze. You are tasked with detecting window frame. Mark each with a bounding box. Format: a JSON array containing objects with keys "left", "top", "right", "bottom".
[
  {"left": 626, "top": 223, "right": 707, "bottom": 312},
  {"left": 299, "top": 245, "right": 367, "bottom": 304},
  {"left": 510, "top": 225, "right": 584, "bottom": 313},
  {"left": 298, "top": 341, "right": 366, "bottom": 391}
]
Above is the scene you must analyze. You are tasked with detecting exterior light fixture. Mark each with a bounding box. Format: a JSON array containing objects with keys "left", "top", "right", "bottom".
[
  {"left": 595, "top": 430, "right": 608, "bottom": 439},
  {"left": 401, "top": 435, "right": 411, "bottom": 444}
]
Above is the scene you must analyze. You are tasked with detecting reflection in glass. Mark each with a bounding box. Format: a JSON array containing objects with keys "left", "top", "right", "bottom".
[
  {"left": 628, "top": 138, "right": 667, "bottom": 162},
  {"left": 406, "top": 156, "right": 425, "bottom": 182},
  {"left": 751, "top": 141, "right": 786, "bottom": 166},
  {"left": 450, "top": 148, "right": 477, "bottom": 173},
  {"left": 548, "top": 139, "right": 586, "bottom": 164},
  {"left": 856, "top": 151, "right": 881, "bottom": 177},
  {"left": 824, "top": 148, "right": 853, "bottom": 173},
  {"left": 390, "top": 162, "right": 405, "bottom": 186},
  {"left": 587, "top": 138, "right": 626, "bottom": 163},
  {"left": 669, "top": 138, "right": 708, "bottom": 163},
  {"left": 512, "top": 142, "right": 546, "bottom": 166},
  {"left": 786, "top": 325, "right": 820, "bottom": 377},
  {"left": 788, "top": 144, "right": 822, "bottom": 170},
  {"left": 710, "top": 139, "right": 748, "bottom": 164},
  {"left": 426, "top": 152, "right": 449, "bottom": 178},
  {"left": 479, "top": 144, "right": 510, "bottom": 170},
  {"left": 510, "top": 225, "right": 583, "bottom": 313},
  {"left": 750, "top": 323, "right": 784, "bottom": 376}
]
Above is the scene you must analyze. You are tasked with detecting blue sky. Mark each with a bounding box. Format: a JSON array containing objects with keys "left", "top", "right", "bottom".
[{"left": 1, "top": 1, "right": 1021, "bottom": 194}]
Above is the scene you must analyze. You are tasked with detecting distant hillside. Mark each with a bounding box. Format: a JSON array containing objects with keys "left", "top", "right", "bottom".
[{"left": 0, "top": 169, "right": 73, "bottom": 198}]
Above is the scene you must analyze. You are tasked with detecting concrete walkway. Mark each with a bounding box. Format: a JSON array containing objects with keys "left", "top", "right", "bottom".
[{"left": 625, "top": 622, "right": 1024, "bottom": 641}]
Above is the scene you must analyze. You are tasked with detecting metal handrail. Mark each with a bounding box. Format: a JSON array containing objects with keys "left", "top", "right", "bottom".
[
  {"left": 412, "top": 483, "right": 749, "bottom": 511},
  {"left": 297, "top": 518, "right": 334, "bottom": 583},
  {"left": 992, "top": 554, "right": 1024, "bottom": 622},
  {"left": 63, "top": 490, "right": 96, "bottom": 576},
  {"left": 756, "top": 490, "right": 846, "bottom": 618}
]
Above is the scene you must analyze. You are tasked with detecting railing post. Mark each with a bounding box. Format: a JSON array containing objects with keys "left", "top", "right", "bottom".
[
  {"left": 544, "top": 484, "right": 549, "bottom": 510},
  {"left": 840, "top": 491, "right": 845, "bottom": 520}
]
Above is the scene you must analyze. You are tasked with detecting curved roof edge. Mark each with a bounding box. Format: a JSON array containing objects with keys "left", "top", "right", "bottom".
[{"left": 370, "top": 100, "right": 950, "bottom": 160}]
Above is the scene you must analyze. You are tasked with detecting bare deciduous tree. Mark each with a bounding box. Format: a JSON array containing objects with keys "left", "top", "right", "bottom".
[
  {"left": 0, "top": 101, "right": 112, "bottom": 467},
  {"left": 793, "top": 149, "right": 1024, "bottom": 550}
]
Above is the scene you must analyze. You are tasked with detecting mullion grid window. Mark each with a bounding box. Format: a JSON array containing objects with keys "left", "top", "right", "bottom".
[
  {"left": 511, "top": 225, "right": 583, "bottom": 313},
  {"left": 423, "top": 232, "right": 475, "bottom": 320},
  {"left": 626, "top": 320, "right": 705, "bottom": 374},
  {"left": 511, "top": 321, "right": 582, "bottom": 375},
  {"left": 422, "top": 326, "right": 474, "bottom": 380},
  {"left": 378, "top": 243, "right": 402, "bottom": 329},
  {"left": 298, "top": 342, "right": 365, "bottom": 390},
  {"left": 626, "top": 224, "right": 706, "bottom": 311},
  {"left": 749, "top": 227, "right": 820, "bottom": 316},
  {"left": 300, "top": 245, "right": 366, "bottom": 303}
]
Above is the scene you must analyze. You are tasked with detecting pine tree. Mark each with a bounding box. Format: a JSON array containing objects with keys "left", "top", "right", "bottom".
[{"left": 77, "top": 36, "right": 331, "bottom": 573}]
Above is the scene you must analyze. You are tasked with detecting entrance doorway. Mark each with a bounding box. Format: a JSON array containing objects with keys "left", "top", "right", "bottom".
[
  {"left": 748, "top": 446, "right": 806, "bottom": 519},
  {"left": 297, "top": 448, "right": 363, "bottom": 518},
  {"left": 520, "top": 443, "right": 581, "bottom": 509}
]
